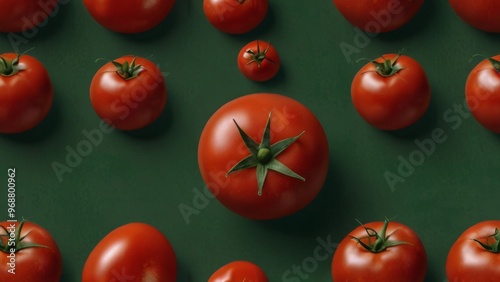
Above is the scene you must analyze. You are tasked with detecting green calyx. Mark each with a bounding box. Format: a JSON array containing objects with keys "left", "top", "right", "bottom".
[
  {"left": 488, "top": 58, "right": 500, "bottom": 73},
  {"left": 112, "top": 57, "right": 142, "bottom": 80},
  {"left": 244, "top": 41, "right": 275, "bottom": 68},
  {"left": 473, "top": 228, "right": 500, "bottom": 253},
  {"left": 351, "top": 218, "right": 411, "bottom": 253},
  {"left": 0, "top": 220, "right": 48, "bottom": 253},
  {"left": 0, "top": 54, "right": 22, "bottom": 77},
  {"left": 226, "top": 112, "right": 305, "bottom": 196},
  {"left": 372, "top": 50, "right": 404, "bottom": 77}
]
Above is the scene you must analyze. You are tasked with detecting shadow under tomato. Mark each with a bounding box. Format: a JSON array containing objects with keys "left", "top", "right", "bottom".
[{"left": 1, "top": 95, "right": 61, "bottom": 143}]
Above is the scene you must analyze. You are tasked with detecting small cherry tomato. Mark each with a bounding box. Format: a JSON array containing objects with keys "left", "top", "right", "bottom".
[
  {"left": 203, "top": 0, "right": 268, "bottom": 34},
  {"left": 237, "top": 40, "right": 280, "bottom": 82},
  {"left": 89, "top": 56, "right": 167, "bottom": 131}
]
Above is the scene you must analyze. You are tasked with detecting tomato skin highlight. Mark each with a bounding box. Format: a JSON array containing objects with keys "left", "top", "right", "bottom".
[
  {"left": 449, "top": 0, "right": 500, "bottom": 33},
  {"left": 446, "top": 220, "right": 500, "bottom": 282},
  {"left": 0, "top": 53, "right": 54, "bottom": 134},
  {"left": 208, "top": 261, "right": 268, "bottom": 282},
  {"left": 333, "top": 0, "right": 424, "bottom": 33},
  {"left": 351, "top": 54, "right": 431, "bottom": 130},
  {"left": 332, "top": 220, "right": 427, "bottom": 282},
  {"left": 89, "top": 55, "right": 167, "bottom": 131},
  {"left": 465, "top": 55, "right": 500, "bottom": 133},
  {"left": 83, "top": 0, "right": 175, "bottom": 33},
  {"left": 82, "top": 222, "right": 177, "bottom": 282},
  {"left": 237, "top": 40, "right": 280, "bottom": 82},
  {"left": 0, "top": 0, "right": 59, "bottom": 32},
  {"left": 198, "top": 93, "right": 329, "bottom": 220},
  {"left": 0, "top": 221, "right": 62, "bottom": 282},
  {"left": 203, "top": 0, "right": 268, "bottom": 34}
]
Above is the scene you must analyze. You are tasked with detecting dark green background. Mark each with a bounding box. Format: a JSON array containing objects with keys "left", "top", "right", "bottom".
[{"left": 1, "top": 0, "right": 499, "bottom": 281}]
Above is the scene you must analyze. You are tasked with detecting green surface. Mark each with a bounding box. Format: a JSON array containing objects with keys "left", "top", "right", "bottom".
[{"left": 1, "top": 1, "right": 500, "bottom": 281}]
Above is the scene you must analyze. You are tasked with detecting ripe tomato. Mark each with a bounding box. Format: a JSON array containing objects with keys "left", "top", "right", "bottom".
[
  {"left": 449, "top": 1, "right": 500, "bottom": 33},
  {"left": 446, "top": 220, "right": 500, "bottom": 281},
  {"left": 333, "top": 0, "right": 424, "bottom": 33},
  {"left": 82, "top": 222, "right": 177, "bottom": 282},
  {"left": 0, "top": 53, "right": 53, "bottom": 134},
  {"left": 0, "top": 0, "right": 59, "bottom": 32},
  {"left": 203, "top": 0, "right": 268, "bottom": 34},
  {"left": 0, "top": 220, "right": 62, "bottom": 282},
  {"left": 89, "top": 56, "right": 167, "bottom": 131},
  {"left": 351, "top": 52, "right": 431, "bottom": 130},
  {"left": 198, "top": 93, "right": 329, "bottom": 220},
  {"left": 209, "top": 261, "right": 268, "bottom": 282},
  {"left": 83, "top": 0, "right": 175, "bottom": 33},
  {"left": 237, "top": 40, "right": 280, "bottom": 82},
  {"left": 332, "top": 219, "right": 427, "bottom": 282},
  {"left": 465, "top": 55, "right": 500, "bottom": 133}
]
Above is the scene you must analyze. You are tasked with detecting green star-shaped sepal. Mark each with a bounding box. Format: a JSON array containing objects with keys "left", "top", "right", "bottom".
[{"left": 226, "top": 112, "right": 305, "bottom": 196}]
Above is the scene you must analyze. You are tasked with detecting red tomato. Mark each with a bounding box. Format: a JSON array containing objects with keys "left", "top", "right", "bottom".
[
  {"left": 0, "top": 53, "right": 53, "bottom": 134},
  {"left": 333, "top": 0, "right": 423, "bottom": 33},
  {"left": 465, "top": 55, "right": 500, "bottom": 133},
  {"left": 203, "top": 0, "right": 268, "bottom": 34},
  {"left": 449, "top": 0, "right": 500, "bottom": 33},
  {"left": 0, "top": 0, "right": 59, "bottom": 32},
  {"left": 0, "top": 220, "right": 62, "bottom": 282},
  {"left": 82, "top": 222, "right": 177, "bottom": 282},
  {"left": 209, "top": 261, "right": 268, "bottom": 282},
  {"left": 332, "top": 219, "right": 427, "bottom": 282},
  {"left": 446, "top": 220, "right": 500, "bottom": 281},
  {"left": 83, "top": 0, "right": 175, "bottom": 33},
  {"left": 351, "top": 52, "right": 431, "bottom": 130},
  {"left": 89, "top": 55, "right": 167, "bottom": 131},
  {"left": 198, "top": 93, "right": 329, "bottom": 220},
  {"left": 237, "top": 40, "right": 280, "bottom": 82}
]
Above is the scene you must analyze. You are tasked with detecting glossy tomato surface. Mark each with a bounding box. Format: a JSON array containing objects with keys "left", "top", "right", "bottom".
[
  {"left": 208, "top": 261, "right": 268, "bottom": 282},
  {"left": 465, "top": 55, "right": 500, "bottom": 133},
  {"left": 0, "top": 53, "right": 53, "bottom": 134},
  {"left": 332, "top": 220, "right": 427, "bottom": 282},
  {"left": 0, "top": 0, "right": 59, "bottom": 32},
  {"left": 351, "top": 53, "right": 431, "bottom": 130},
  {"left": 89, "top": 55, "right": 167, "bottom": 131},
  {"left": 83, "top": 0, "right": 175, "bottom": 33},
  {"left": 198, "top": 93, "right": 329, "bottom": 220},
  {"left": 449, "top": 0, "right": 500, "bottom": 33},
  {"left": 82, "top": 222, "right": 177, "bottom": 282},
  {"left": 237, "top": 40, "right": 280, "bottom": 82},
  {"left": 203, "top": 0, "right": 268, "bottom": 34},
  {"left": 333, "top": 0, "right": 424, "bottom": 33},
  {"left": 446, "top": 220, "right": 500, "bottom": 281},
  {"left": 0, "top": 221, "right": 62, "bottom": 282}
]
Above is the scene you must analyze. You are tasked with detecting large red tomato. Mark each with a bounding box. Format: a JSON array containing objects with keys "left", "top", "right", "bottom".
[
  {"left": 83, "top": 0, "right": 175, "bottom": 33},
  {"left": 89, "top": 55, "right": 167, "bottom": 131},
  {"left": 82, "top": 222, "right": 177, "bottom": 282},
  {"left": 449, "top": 0, "right": 500, "bottom": 33},
  {"left": 0, "top": 220, "right": 62, "bottom": 282},
  {"left": 198, "top": 93, "right": 329, "bottom": 220},
  {"left": 332, "top": 219, "right": 427, "bottom": 282},
  {"left": 203, "top": 0, "right": 268, "bottom": 34},
  {"left": 465, "top": 55, "right": 500, "bottom": 133},
  {"left": 0, "top": 53, "right": 53, "bottom": 134},
  {"left": 333, "top": 0, "right": 424, "bottom": 33},
  {"left": 351, "top": 52, "right": 431, "bottom": 130},
  {"left": 0, "top": 0, "right": 59, "bottom": 32},
  {"left": 446, "top": 220, "right": 500, "bottom": 281},
  {"left": 208, "top": 261, "right": 268, "bottom": 282}
]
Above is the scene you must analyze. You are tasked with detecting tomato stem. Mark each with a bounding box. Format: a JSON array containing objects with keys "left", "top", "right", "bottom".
[
  {"left": 0, "top": 220, "right": 48, "bottom": 253},
  {"left": 350, "top": 218, "right": 411, "bottom": 253},
  {"left": 473, "top": 228, "right": 500, "bottom": 253},
  {"left": 0, "top": 54, "right": 21, "bottom": 77},
  {"left": 111, "top": 57, "right": 143, "bottom": 80},
  {"left": 372, "top": 49, "right": 404, "bottom": 77},
  {"left": 244, "top": 41, "right": 275, "bottom": 68}
]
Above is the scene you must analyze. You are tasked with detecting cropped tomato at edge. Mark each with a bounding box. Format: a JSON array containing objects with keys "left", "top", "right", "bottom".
[
  {"left": 209, "top": 261, "right": 268, "bottom": 282},
  {"left": 203, "top": 0, "right": 269, "bottom": 34}
]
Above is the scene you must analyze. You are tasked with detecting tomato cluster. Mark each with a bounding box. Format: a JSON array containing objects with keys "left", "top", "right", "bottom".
[{"left": 2, "top": 0, "right": 500, "bottom": 281}]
